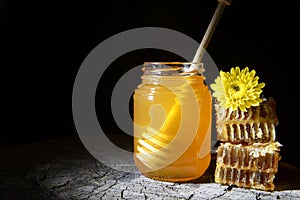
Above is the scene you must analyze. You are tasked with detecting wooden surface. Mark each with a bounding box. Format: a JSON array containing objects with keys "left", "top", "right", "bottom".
[{"left": 1, "top": 135, "right": 300, "bottom": 200}]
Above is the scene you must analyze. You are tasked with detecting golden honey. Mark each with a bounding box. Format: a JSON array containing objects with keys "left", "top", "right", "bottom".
[{"left": 133, "top": 62, "right": 212, "bottom": 182}]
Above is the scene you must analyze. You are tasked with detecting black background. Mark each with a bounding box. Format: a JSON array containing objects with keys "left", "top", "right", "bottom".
[{"left": 1, "top": 1, "right": 298, "bottom": 166}]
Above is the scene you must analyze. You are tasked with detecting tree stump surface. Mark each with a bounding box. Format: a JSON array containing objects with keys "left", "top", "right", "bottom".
[{"left": 1, "top": 135, "right": 300, "bottom": 200}]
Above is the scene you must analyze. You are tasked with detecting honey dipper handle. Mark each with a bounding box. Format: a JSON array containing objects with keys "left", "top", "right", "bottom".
[{"left": 192, "top": 0, "right": 232, "bottom": 63}]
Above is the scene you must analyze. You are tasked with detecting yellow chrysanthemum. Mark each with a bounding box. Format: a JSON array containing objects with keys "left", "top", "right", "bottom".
[{"left": 210, "top": 66, "right": 265, "bottom": 111}]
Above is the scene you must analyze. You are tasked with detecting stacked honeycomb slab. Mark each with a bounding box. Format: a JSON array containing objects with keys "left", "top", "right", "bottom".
[{"left": 214, "top": 97, "right": 281, "bottom": 191}]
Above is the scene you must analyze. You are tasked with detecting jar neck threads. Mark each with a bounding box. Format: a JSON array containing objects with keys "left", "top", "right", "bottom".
[{"left": 142, "top": 62, "right": 204, "bottom": 77}]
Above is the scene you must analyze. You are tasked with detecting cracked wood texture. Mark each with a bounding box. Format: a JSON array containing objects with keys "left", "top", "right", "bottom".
[{"left": 1, "top": 135, "right": 300, "bottom": 200}]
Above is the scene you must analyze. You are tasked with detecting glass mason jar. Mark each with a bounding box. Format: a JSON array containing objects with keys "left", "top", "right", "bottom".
[{"left": 133, "top": 62, "right": 212, "bottom": 182}]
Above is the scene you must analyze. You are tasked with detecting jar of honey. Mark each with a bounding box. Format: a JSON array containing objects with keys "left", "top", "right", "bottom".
[{"left": 133, "top": 62, "right": 212, "bottom": 182}]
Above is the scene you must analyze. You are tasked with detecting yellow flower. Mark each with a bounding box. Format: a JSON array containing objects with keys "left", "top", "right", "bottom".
[{"left": 210, "top": 66, "right": 265, "bottom": 111}]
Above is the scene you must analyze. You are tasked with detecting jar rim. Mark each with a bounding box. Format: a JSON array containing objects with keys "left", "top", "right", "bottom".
[
  {"left": 142, "top": 62, "right": 205, "bottom": 76},
  {"left": 144, "top": 62, "right": 202, "bottom": 65}
]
